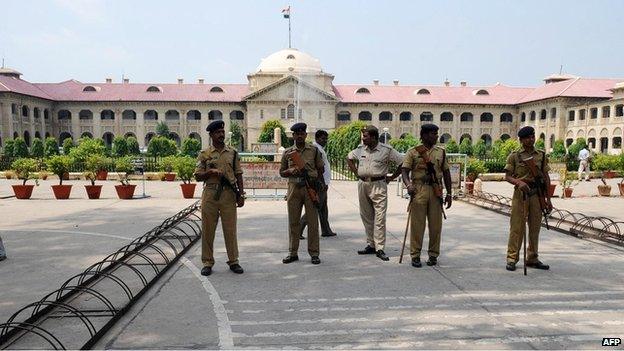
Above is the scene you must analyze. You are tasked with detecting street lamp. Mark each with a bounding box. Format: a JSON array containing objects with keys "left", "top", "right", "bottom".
[
  {"left": 382, "top": 127, "right": 389, "bottom": 144},
  {"left": 228, "top": 131, "right": 233, "bottom": 147}
]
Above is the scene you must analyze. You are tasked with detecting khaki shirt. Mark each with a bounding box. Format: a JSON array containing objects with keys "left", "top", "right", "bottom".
[
  {"left": 195, "top": 145, "right": 242, "bottom": 185},
  {"left": 347, "top": 143, "right": 404, "bottom": 178},
  {"left": 402, "top": 146, "right": 449, "bottom": 183},
  {"left": 280, "top": 143, "right": 324, "bottom": 181},
  {"left": 505, "top": 147, "right": 550, "bottom": 182}
]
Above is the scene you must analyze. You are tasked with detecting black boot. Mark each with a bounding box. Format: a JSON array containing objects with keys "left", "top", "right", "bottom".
[
  {"left": 506, "top": 262, "right": 516, "bottom": 271},
  {"left": 282, "top": 255, "right": 299, "bottom": 264},
  {"left": 426, "top": 257, "right": 437, "bottom": 266},
  {"left": 411, "top": 257, "right": 422, "bottom": 268}
]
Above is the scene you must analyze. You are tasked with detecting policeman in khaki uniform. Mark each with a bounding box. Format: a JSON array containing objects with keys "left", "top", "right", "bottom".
[
  {"left": 194, "top": 120, "right": 245, "bottom": 276},
  {"left": 347, "top": 125, "right": 403, "bottom": 261},
  {"left": 280, "top": 123, "right": 325, "bottom": 265},
  {"left": 505, "top": 126, "right": 551, "bottom": 272},
  {"left": 401, "top": 124, "right": 452, "bottom": 267}
]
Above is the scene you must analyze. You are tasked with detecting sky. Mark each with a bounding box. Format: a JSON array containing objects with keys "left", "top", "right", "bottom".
[{"left": 1, "top": 0, "right": 623, "bottom": 87}]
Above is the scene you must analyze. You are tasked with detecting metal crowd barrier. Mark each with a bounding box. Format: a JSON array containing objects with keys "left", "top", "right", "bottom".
[
  {"left": 0, "top": 202, "right": 202, "bottom": 350},
  {"left": 461, "top": 191, "right": 624, "bottom": 246}
]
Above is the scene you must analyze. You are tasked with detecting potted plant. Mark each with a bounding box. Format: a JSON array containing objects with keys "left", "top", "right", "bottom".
[
  {"left": 38, "top": 170, "right": 50, "bottom": 181},
  {"left": 96, "top": 157, "right": 112, "bottom": 180},
  {"left": 466, "top": 158, "right": 487, "bottom": 194},
  {"left": 159, "top": 156, "right": 177, "bottom": 181},
  {"left": 597, "top": 177, "right": 612, "bottom": 197},
  {"left": 84, "top": 155, "right": 105, "bottom": 199},
  {"left": 4, "top": 170, "right": 16, "bottom": 180},
  {"left": 114, "top": 156, "right": 136, "bottom": 199},
  {"left": 593, "top": 154, "right": 618, "bottom": 179},
  {"left": 46, "top": 155, "right": 74, "bottom": 199},
  {"left": 175, "top": 156, "right": 197, "bottom": 198},
  {"left": 618, "top": 154, "right": 624, "bottom": 196},
  {"left": 10, "top": 158, "right": 39, "bottom": 199},
  {"left": 562, "top": 173, "right": 575, "bottom": 198}
]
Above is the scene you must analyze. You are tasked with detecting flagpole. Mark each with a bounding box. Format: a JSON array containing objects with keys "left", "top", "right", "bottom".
[{"left": 288, "top": 8, "right": 292, "bottom": 48}]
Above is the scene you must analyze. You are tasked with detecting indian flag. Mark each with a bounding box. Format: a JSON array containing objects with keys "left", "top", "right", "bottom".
[{"left": 282, "top": 6, "right": 290, "bottom": 18}]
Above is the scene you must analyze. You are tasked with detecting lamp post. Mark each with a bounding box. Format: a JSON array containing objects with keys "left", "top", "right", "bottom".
[
  {"left": 382, "top": 127, "right": 389, "bottom": 144},
  {"left": 228, "top": 131, "right": 233, "bottom": 147}
]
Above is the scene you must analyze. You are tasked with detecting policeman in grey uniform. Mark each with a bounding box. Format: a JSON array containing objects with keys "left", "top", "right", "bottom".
[{"left": 347, "top": 125, "right": 403, "bottom": 261}]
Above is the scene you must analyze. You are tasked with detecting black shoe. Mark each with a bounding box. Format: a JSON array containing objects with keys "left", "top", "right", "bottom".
[
  {"left": 321, "top": 232, "right": 337, "bottom": 237},
  {"left": 526, "top": 261, "right": 550, "bottom": 270},
  {"left": 299, "top": 235, "right": 305, "bottom": 240},
  {"left": 229, "top": 264, "right": 244, "bottom": 274},
  {"left": 357, "top": 245, "right": 376, "bottom": 255},
  {"left": 426, "top": 257, "right": 437, "bottom": 266},
  {"left": 376, "top": 250, "right": 389, "bottom": 261},
  {"left": 506, "top": 262, "right": 516, "bottom": 271},
  {"left": 311, "top": 256, "right": 321, "bottom": 264},
  {"left": 201, "top": 266, "right": 212, "bottom": 276},
  {"left": 282, "top": 255, "right": 299, "bottom": 264},
  {"left": 411, "top": 257, "right": 422, "bottom": 268}
]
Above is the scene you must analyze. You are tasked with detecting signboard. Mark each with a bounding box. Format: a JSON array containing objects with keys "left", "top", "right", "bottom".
[
  {"left": 449, "top": 163, "right": 462, "bottom": 191},
  {"left": 241, "top": 162, "right": 288, "bottom": 189},
  {"left": 131, "top": 158, "right": 145, "bottom": 174},
  {"left": 250, "top": 143, "right": 278, "bottom": 154},
  {"left": 549, "top": 162, "right": 567, "bottom": 182}
]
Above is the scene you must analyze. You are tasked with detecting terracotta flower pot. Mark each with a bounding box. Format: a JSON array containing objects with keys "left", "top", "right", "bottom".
[
  {"left": 548, "top": 184, "right": 556, "bottom": 197},
  {"left": 52, "top": 184, "right": 72, "bottom": 199},
  {"left": 85, "top": 185, "right": 103, "bottom": 199},
  {"left": 604, "top": 171, "right": 617, "bottom": 179},
  {"left": 62, "top": 172, "right": 70, "bottom": 181},
  {"left": 597, "top": 184, "right": 612, "bottom": 197},
  {"left": 96, "top": 170, "right": 108, "bottom": 181},
  {"left": 115, "top": 184, "right": 136, "bottom": 199},
  {"left": 180, "top": 183, "right": 196, "bottom": 198},
  {"left": 618, "top": 183, "right": 624, "bottom": 196},
  {"left": 564, "top": 187, "right": 573, "bottom": 198},
  {"left": 12, "top": 184, "right": 35, "bottom": 199},
  {"left": 164, "top": 173, "right": 176, "bottom": 182},
  {"left": 466, "top": 181, "right": 474, "bottom": 194}
]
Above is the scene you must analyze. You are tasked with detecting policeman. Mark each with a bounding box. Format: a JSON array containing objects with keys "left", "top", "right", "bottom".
[
  {"left": 280, "top": 122, "right": 324, "bottom": 265},
  {"left": 401, "top": 124, "right": 452, "bottom": 267},
  {"left": 194, "top": 120, "right": 245, "bottom": 276},
  {"left": 347, "top": 125, "right": 403, "bottom": 261},
  {"left": 505, "top": 126, "right": 551, "bottom": 271}
]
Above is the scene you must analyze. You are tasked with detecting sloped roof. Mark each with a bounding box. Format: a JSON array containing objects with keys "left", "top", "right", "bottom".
[
  {"left": 516, "top": 78, "right": 621, "bottom": 104},
  {"left": 0, "top": 75, "right": 55, "bottom": 100}
]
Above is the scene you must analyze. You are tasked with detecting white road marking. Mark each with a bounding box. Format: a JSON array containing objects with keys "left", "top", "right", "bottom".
[
  {"left": 232, "top": 325, "right": 453, "bottom": 338},
  {"left": 181, "top": 257, "right": 234, "bottom": 349},
  {"left": 0, "top": 229, "right": 131, "bottom": 240}
]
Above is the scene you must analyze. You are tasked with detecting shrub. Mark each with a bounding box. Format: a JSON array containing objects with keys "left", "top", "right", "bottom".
[
  {"left": 84, "top": 155, "right": 106, "bottom": 185},
  {"left": 12, "top": 137, "right": 29, "bottom": 158},
  {"left": 158, "top": 155, "right": 177, "bottom": 173},
  {"left": 466, "top": 158, "right": 488, "bottom": 180},
  {"left": 593, "top": 154, "right": 619, "bottom": 172},
  {"left": 156, "top": 122, "right": 170, "bottom": 137},
  {"left": 126, "top": 136, "right": 140, "bottom": 155},
  {"left": 62, "top": 138, "right": 75, "bottom": 155},
  {"left": 46, "top": 155, "right": 73, "bottom": 185},
  {"left": 389, "top": 134, "right": 421, "bottom": 153},
  {"left": 473, "top": 139, "right": 487, "bottom": 158},
  {"left": 567, "top": 138, "right": 587, "bottom": 159},
  {"left": 326, "top": 121, "right": 367, "bottom": 161},
  {"left": 459, "top": 138, "right": 473, "bottom": 156},
  {"left": 180, "top": 137, "right": 202, "bottom": 158},
  {"left": 44, "top": 137, "right": 60, "bottom": 157},
  {"left": 175, "top": 156, "right": 196, "bottom": 184},
  {"left": 111, "top": 136, "right": 128, "bottom": 157},
  {"left": 147, "top": 136, "right": 178, "bottom": 157},
  {"left": 69, "top": 137, "right": 107, "bottom": 163},
  {"left": 498, "top": 139, "right": 521, "bottom": 160},
  {"left": 258, "top": 120, "right": 290, "bottom": 148},
  {"left": 550, "top": 139, "right": 566, "bottom": 159},
  {"left": 11, "top": 158, "right": 39, "bottom": 185},
  {"left": 444, "top": 139, "right": 459, "bottom": 153},
  {"left": 230, "top": 122, "right": 243, "bottom": 149},
  {"left": 114, "top": 156, "right": 133, "bottom": 185},
  {"left": 3, "top": 139, "right": 15, "bottom": 157},
  {"left": 31, "top": 138, "right": 44, "bottom": 158},
  {"left": 535, "top": 138, "right": 545, "bottom": 151}
]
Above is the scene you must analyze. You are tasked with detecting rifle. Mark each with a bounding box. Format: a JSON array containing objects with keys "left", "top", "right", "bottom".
[
  {"left": 287, "top": 149, "right": 320, "bottom": 208},
  {"left": 208, "top": 161, "right": 242, "bottom": 203},
  {"left": 415, "top": 145, "right": 446, "bottom": 220},
  {"left": 522, "top": 156, "right": 553, "bottom": 229}
]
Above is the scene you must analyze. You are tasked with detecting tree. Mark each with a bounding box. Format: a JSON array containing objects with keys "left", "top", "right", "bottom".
[
  {"left": 389, "top": 134, "right": 421, "bottom": 153},
  {"left": 459, "top": 138, "right": 473, "bottom": 156},
  {"left": 156, "top": 122, "right": 170, "bottom": 137},
  {"left": 69, "top": 137, "right": 106, "bottom": 163},
  {"left": 490, "top": 139, "right": 504, "bottom": 159},
  {"left": 473, "top": 139, "right": 487, "bottom": 158},
  {"left": 567, "top": 137, "right": 587, "bottom": 159},
  {"left": 550, "top": 139, "right": 566, "bottom": 159},
  {"left": 326, "top": 121, "right": 368, "bottom": 161},
  {"left": 44, "top": 137, "right": 60, "bottom": 157},
  {"left": 126, "top": 136, "right": 140, "bottom": 155},
  {"left": 444, "top": 139, "right": 459, "bottom": 153},
  {"left": 499, "top": 138, "right": 521, "bottom": 160},
  {"left": 181, "top": 137, "right": 202, "bottom": 158},
  {"left": 230, "top": 122, "right": 243, "bottom": 149},
  {"left": 535, "top": 138, "right": 545, "bottom": 151},
  {"left": 3, "top": 139, "right": 15, "bottom": 157},
  {"left": 31, "top": 138, "right": 44, "bottom": 158},
  {"left": 111, "top": 136, "right": 129, "bottom": 157},
  {"left": 62, "top": 138, "right": 75, "bottom": 155},
  {"left": 147, "top": 136, "right": 178, "bottom": 157},
  {"left": 258, "top": 120, "right": 290, "bottom": 148},
  {"left": 12, "top": 137, "right": 29, "bottom": 158}
]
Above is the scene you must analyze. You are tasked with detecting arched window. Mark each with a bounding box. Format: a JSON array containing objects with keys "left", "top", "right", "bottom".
[
  {"left": 480, "top": 112, "right": 493, "bottom": 122},
  {"left": 379, "top": 111, "right": 392, "bottom": 121},
  {"left": 83, "top": 86, "right": 98, "bottom": 92},
  {"left": 602, "top": 106, "right": 611, "bottom": 118},
  {"left": 13, "top": 132, "right": 18, "bottom": 139},
  {"left": 481, "top": 134, "right": 492, "bottom": 146},
  {"left": 187, "top": 110, "right": 201, "bottom": 120},
  {"left": 460, "top": 134, "right": 472, "bottom": 144},
  {"left": 566, "top": 138, "right": 573, "bottom": 147},
  {"left": 287, "top": 104, "right": 295, "bottom": 119},
  {"left": 11, "top": 104, "right": 17, "bottom": 114},
  {"left": 613, "top": 136, "right": 622, "bottom": 149},
  {"left": 539, "top": 133, "right": 545, "bottom": 141},
  {"left": 441, "top": 112, "right": 453, "bottom": 122},
  {"left": 124, "top": 132, "right": 136, "bottom": 139},
  {"left": 420, "top": 112, "right": 433, "bottom": 122},
  {"left": 208, "top": 110, "right": 223, "bottom": 120},
  {"left": 440, "top": 133, "right": 452, "bottom": 144},
  {"left": 337, "top": 111, "right": 351, "bottom": 121},
  {"left": 475, "top": 89, "right": 489, "bottom": 95},
  {"left": 169, "top": 133, "right": 181, "bottom": 146},
  {"left": 501, "top": 134, "right": 511, "bottom": 141},
  {"left": 460, "top": 112, "right": 473, "bottom": 122},
  {"left": 540, "top": 109, "right": 547, "bottom": 120},
  {"left": 579, "top": 109, "right": 586, "bottom": 120},
  {"left": 22, "top": 105, "right": 29, "bottom": 117},
  {"left": 416, "top": 88, "right": 430, "bottom": 95},
  {"left": 230, "top": 110, "right": 244, "bottom": 120},
  {"left": 590, "top": 108, "right": 598, "bottom": 119},
  {"left": 550, "top": 134, "right": 555, "bottom": 149},
  {"left": 399, "top": 111, "right": 412, "bottom": 121},
  {"left": 358, "top": 111, "right": 372, "bottom": 121},
  {"left": 145, "top": 132, "right": 155, "bottom": 145},
  {"left": 102, "top": 132, "right": 114, "bottom": 148},
  {"left": 355, "top": 87, "right": 370, "bottom": 94},
  {"left": 81, "top": 132, "right": 93, "bottom": 138},
  {"left": 500, "top": 113, "right": 513, "bottom": 122},
  {"left": 530, "top": 111, "right": 536, "bottom": 121},
  {"left": 189, "top": 132, "right": 201, "bottom": 141},
  {"left": 615, "top": 104, "right": 624, "bottom": 117},
  {"left": 44, "top": 109, "right": 50, "bottom": 120},
  {"left": 380, "top": 132, "right": 391, "bottom": 144},
  {"left": 101, "top": 109, "right": 115, "bottom": 120},
  {"left": 568, "top": 110, "right": 575, "bottom": 121},
  {"left": 45, "top": 132, "right": 50, "bottom": 138},
  {"left": 165, "top": 110, "right": 180, "bottom": 120},
  {"left": 23, "top": 131, "right": 31, "bottom": 146},
  {"left": 79, "top": 110, "right": 93, "bottom": 120},
  {"left": 550, "top": 108, "right": 557, "bottom": 119},
  {"left": 209, "top": 86, "right": 224, "bottom": 93},
  {"left": 146, "top": 86, "right": 162, "bottom": 92},
  {"left": 58, "top": 110, "right": 71, "bottom": 120},
  {"left": 144, "top": 110, "right": 158, "bottom": 120},
  {"left": 521, "top": 112, "right": 526, "bottom": 122},
  {"left": 33, "top": 108, "right": 40, "bottom": 119},
  {"left": 286, "top": 54, "right": 295, "bottom": 59},
  {"left": 59, "top": 132, "right": 72, "bottom": 143},
  {"left": 122, "top": 110, "right": 137, "bottom": 120},
  {"left": 35, "top": 131, "right": 41, "bottom": 139}
]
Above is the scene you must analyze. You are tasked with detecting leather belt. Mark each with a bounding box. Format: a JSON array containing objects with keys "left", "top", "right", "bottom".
[
  {"left": 359, "top": 176, "right": 385, "bottom": 182},
  {"left": 203, "top": 183, "right": 219, "bottom": 189},
  {"left": 289, "top": 177, "right": 304, "bottom": 183}
]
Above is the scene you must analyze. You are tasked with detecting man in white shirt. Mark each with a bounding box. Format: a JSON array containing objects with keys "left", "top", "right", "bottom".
[
  {"left": 299, "top": 130, "right": 337, "bottom": 239},
  {"left": 578, "top": 147, "right": 591, "bottom": 181}
]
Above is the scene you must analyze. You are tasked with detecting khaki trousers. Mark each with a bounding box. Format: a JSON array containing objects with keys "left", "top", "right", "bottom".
[
  {"left": 201, "top": 186, "right": 239, "bottom": 267},
  {"left": 357, "top": 180, "right": 388, "bottom": 251},
  {"left": 507, "top": 188, "right": 542, "bottom": 264},
  {"left": 578, "top": 160, "right": 590, "bottom": 181},
  {"left": 409, "top": 184, "right": 443, "bottom": 259},
  {"left": 287, "top": 183, "right": 320, "bottom": 257}
]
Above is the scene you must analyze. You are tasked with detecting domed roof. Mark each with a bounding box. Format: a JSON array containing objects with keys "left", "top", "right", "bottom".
[
  {"left": 0, "top": 66, "right": 23, "bottom": 78},
  {"left": 256, "top": 48, "right": 323, "bottom": 74}
]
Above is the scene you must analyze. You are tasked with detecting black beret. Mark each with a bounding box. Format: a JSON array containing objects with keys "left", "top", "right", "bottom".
[
  {"left": 206, "top": 120, "right": 225, "bottom": 133},
  {"left": 518, "top": 126, "right": 535, "bottom": 138},
  {"left": 420, "top": 124, "right": 439, "bottom": 133},
  {"left": 290, "top": 122, "right": 307, "bottom": 132}
]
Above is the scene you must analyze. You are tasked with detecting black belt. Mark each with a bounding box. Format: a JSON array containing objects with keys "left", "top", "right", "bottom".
[{"left": 359, "top": 176, "right": 385, "bottom": 182}]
